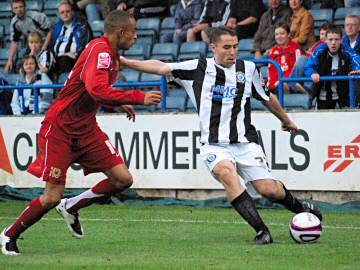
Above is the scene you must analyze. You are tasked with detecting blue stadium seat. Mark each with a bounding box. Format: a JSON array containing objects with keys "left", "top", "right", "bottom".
[
  {"left": 167, "top": 87, "right": 187, "bottom": 98},
  {"left": 43, "top": 0, "right": 60, "bottom": 16},
  {"left": 57, "top": 72, "right": 70, "bottom": 84},
  {"left": 6, "top": 73, "right": 21, "bottom": 85},
  {"left": 309, "top": 9, "right": 333, "bottom": 28},
  {"left": 27, "top": 1, "right": 42, "bottom": 12},
  {"left": 185, "top": 98, "right": 196, "bottom": 112},
  {"left": 251, "top": 99, "right": 266, "bottom": 111},
  {"left": 178, "top": 41, "right": 207, "bottom": 61},
  {"left": 238, "top": 38, "right": 254, "bottom": 58},
  {"left": 0, "top": 2, "right": 12, "bottom": 19},
  {"left": 170, "top": 4, "right": 178, "bottom": 17},
  {"left": 207, "top": 50, "right": 214, "bottom": 58},
  {"left": 90, "top": 20, "right": 104, "bottom": 38},
  {"left": 284, "top": 94, "right": 310, "bottom": 110},
  {"left": 157, "top": 96, "right": 186, "bottom": 112},
  {"left": 140, "top": 72, "right": 162, "bottom": 82},
  {"left": 136, "top": 36, "right": 153, "bottom": 48},
  {"left": 121, "top": 69, "right": 140, "bottom": 82},
  {"left": 334, "top": 7, "right": 360, "bottom": 26},
  {"left": 137, "top": 18, "right": 161, "bottom": 43},
  {"left": 0, "top": 48, "right": 12, "bottom": 67},
  {"left": 160, "top": 17, "right": 176, "bottom": 36},
  {"left": 123, "top": 43, "right": 151, "bottom": 59},
  {"left": 152, "top": 43, "right": 178, "bottom": 62}
]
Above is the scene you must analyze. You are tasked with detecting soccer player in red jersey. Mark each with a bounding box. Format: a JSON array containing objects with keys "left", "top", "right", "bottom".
[{"left": 0, "top": 10, "right": 162, "bottom": 255}]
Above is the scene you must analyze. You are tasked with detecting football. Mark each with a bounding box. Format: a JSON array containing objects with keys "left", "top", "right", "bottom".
[{"left": 289, "top": 212, "right": 322, "bottom": 243}]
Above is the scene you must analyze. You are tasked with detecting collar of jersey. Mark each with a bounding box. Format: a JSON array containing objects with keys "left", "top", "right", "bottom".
[{"left": 102, "top": 36, "right": 120, "bottom": 59}]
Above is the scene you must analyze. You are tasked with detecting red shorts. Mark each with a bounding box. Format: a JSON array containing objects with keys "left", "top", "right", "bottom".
[{"left": 27, "top": 122, "right": 124, "bottom": 185}]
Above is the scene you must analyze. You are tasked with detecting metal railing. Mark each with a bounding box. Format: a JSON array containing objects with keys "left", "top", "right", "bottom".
[
  {"left": 253, "top": 58, "right": 360, "bottom": 108},
  {"left": 0, "top": 76, "right": 168, "bottom": 114}
]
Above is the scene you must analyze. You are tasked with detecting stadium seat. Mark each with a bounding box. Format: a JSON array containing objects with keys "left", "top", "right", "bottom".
[
  {"left": 207, "top": 50, "right": 214, "bottom": 58},
  {"left": 284, "top": 94, "right": 310, "bottom": 110},
  {"left": 170, "top": 4, "right": 178, "bottom": 16},
  {"left": 27, "top": 1, "right": 42, "bottom": 12},
  {"left": 157, "top": 96, "right": 186, "bottom": 112},
  {"left": 5, "top": 73, "right": 21, "bottom": 85},
  {"left": 124, "top": 43, "right": 151, "bottom": 60},
  {"left": 309, "top": 9, "right": 333, "bottom": 28},
  {"left": 57, "top": 72, "right": 70, "bottom": 84},
  {"left": 251, "top": 98, "right": 266, "bottom": 111},
  {"left": 178, "top": 41, "right": 207, "bottom": 61},
  {"left": 237, "top": 39, "right": 254, "bottom": 59},
  {"left": 43, "top": 0, "right": 60, "bottom": 16},
  {"left": 160, "top": 17, "right": 176, "bottom": 37},
  {"left": 90, "top": 20, "right": 104, "bottom": 38},
  {"left": 136, "top": 18, "right": 161, "bottom": 43},
  {"left": 140, "top": 72, "right": 162, "bottom": 82},
  {"left": 167, "top": 87, "right": 187, "bottom": 98},
  {"left": 185, "top": 98, "right": 197, "bottom": 112},
  {"left": 334, "top": 7, "right": 360, "bottom": 26},
  {"left": 152, "top": 43, "right": 178, "bottom": 62},
  {"left": 0, "top": 2, "right": 12, "bottom": 19},
  {"left": 136, "top": 36, "right": 154, "bottom": 48},
  {"left": 121, "top": 69, "right": 140, "bottom": 82},
  {"left": 0, "top": 48, "right": 12, "bottom": 67}
]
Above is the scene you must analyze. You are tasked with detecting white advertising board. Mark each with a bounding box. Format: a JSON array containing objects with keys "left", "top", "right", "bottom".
[{"left": 0, "top": 111, "right": 359, "bottom": 190}]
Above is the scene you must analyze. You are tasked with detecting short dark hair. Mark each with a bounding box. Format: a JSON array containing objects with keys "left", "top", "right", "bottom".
[
  {"left": 20, "top": 54, "right": 38, "bottom": 75},
  {"left": 274, "top": 22, "right": 290, "bottom": 33},
  {"left": 320, "top": 21, "right": 332, "bottom": 31},
  {"left": 104, "top": 10, "right": 133, "bottom": 34},
  {"left": 12, "top": 0, "right": 25, "bottom": 6},
  {"left": 326, "top": 25, "right": 342, "bottom": 37},
  {"left": 209, "top": 26, "right": 237, "bottom": 44}
]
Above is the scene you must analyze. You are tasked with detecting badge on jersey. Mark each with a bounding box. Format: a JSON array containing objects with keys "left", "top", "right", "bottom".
[
  {"left": 236, "top": 71, "right": 245, "bottom": 84},
  {"left": 97, "top": 52, "right": 111, "bottom": 69}
]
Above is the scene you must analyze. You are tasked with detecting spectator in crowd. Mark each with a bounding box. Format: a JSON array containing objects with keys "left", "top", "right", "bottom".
[
  {"left": 342, "top": 15, "right": 360, "bottom": 106},
  {"left": 11, "top": 55, "right": 54, "bottom": 115},
  {"left": 187, "top": 0, "right": 231, "bottom": 42},
  {"left": 0, "top": 72, "right": 12, "bottom": 115},
  {"left": 289, "top": 0, "right": 315, "bottom": 50},
  {"left": 344, "top": 0, "right": 360, "bottom": 7},
  {"left": 28, "top": 32, "right": 56, "bottom": 75},
  {"left": 304, "top": 26, "right": 360, "bottom": 109},
  {"left": 226, "top": 0, "right": 266, "bottom": 40},
  {"left": 75, "top": 0, "right": 116, "bottom": 22},
  {"left": 160, "top": 0, "right": 203, "bottom": 44},
  {"left": 5, "top": 0, "right": 53, "bottom": 73},
  {"left": 267, "top": 23, "right": 304, "bottom": 92},
  {"left": 253, "top": 0, "right": 292, "bottom": 59},
  {"left": 117, "top": 0, "right": 170, "bottom": 19},
  {"left": 51, "top": 1, "right": 91, "bottom": 78}
]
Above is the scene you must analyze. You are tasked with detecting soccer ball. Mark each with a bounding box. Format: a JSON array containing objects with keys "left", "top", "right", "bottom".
[{"left": 289, "top": 212, "right": 322, "bottom": 243}]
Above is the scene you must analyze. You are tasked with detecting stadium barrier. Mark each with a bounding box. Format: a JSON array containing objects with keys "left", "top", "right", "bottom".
[
  {"left": 253, "top": 58, "right": 360, "bottom": 108},
  {"left": 0, "top": 76, "right": 168, "bottom": 113},
  {"left": 0, "top": 61, "right": 359, "bottom": 111}
]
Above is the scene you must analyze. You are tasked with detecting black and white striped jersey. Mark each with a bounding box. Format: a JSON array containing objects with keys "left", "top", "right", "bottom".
[{"left": 167, "top": 58, "right": 270, "bottom": 145}]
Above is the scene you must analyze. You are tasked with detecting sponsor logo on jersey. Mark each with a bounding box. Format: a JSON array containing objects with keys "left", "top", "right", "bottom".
[
  {"left": 210, "top": 85, "right": 238, "bottom": 100},
  {"left": 97, "top": 52, "right": 111, "bottom": 69}
]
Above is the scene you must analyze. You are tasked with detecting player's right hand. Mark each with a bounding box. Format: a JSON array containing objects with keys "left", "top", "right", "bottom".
[{"left": 144, "top": 91, "right": 162, "bottom": 105}]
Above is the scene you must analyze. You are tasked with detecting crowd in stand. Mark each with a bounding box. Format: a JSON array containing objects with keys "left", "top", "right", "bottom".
[{"left": 0, "top": 0, "right": 360, "bottom": 115}]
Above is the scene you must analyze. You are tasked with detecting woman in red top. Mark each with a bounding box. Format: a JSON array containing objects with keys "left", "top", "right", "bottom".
[{"left": 268, "top": 22, "right": 304, "bottom": 92}]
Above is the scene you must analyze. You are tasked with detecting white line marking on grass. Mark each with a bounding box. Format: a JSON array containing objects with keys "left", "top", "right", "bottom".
[{"left": 0, "top": 216, "right": 359, "bottom": 230}]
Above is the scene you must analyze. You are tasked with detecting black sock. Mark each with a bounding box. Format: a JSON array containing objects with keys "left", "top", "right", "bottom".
[
  {"left": 273, "top": 184, "right": 304, "bottom": 213},
  {"left": 231, "top": 191, "right": 268, "bottom": 233}
]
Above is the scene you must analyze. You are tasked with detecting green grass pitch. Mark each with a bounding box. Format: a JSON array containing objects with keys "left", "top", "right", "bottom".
[{"left": 0, "top": 202, "right": 359, "bottom": 270}]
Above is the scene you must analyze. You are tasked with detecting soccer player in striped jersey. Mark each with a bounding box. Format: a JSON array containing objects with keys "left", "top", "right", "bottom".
[{"left": 120, "top": 26, "right": 322, "bottom": 245}]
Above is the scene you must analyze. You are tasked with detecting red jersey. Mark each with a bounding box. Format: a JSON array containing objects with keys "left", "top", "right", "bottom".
[
  {"left": 306, "top": 40, "right": 324, "bottom": 57},
  {"left": 267, "top": 40, "right": 304, "bottom": 90},
  {"left": 45, "top": 36, "right": 146, "bottom": 136}
]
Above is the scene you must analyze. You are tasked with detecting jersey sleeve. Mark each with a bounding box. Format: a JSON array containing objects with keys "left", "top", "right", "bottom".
[
  {"left": 81, "top": 46, "right": 146, "bottom": 106},
  {"left": 251, "top": 65, "right": 270, "bottom": 101},
  {"left": 167, "top": 59, "right": 199, "bottom": 80}
]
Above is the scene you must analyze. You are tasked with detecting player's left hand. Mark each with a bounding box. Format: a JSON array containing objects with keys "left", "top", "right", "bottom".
[
  {"left": 281, "top": 119, "right": 299, "bottom": 135},
  {"left": 121, "top": 105, "right": 136, "bottom": 122}
]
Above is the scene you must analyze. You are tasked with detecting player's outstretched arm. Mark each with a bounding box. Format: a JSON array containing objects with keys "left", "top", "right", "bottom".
[
  {"left": 144, "top": 91, "right": 162, "bottom": 105},
  {"left": 120, "top": 56, "right": 172, "bottom": 76},
  {"left": 262, "top": 93, "right": 299, "bottom": 134}
]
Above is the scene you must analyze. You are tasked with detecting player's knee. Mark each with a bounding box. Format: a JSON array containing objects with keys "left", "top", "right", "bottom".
[
  {"left": 257, "top": 184, "right": 280, "bottom": 199},
  {"left": 111, "top": 173, "right": 133, "bottom": 190},
  {"left": 41, "top": 193, "right": 62, "bottom": 209},
  {"left": 213, "top": 165, "right": 234, "bottom": 183}
]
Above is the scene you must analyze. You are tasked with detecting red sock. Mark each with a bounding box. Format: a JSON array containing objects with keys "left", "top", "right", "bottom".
[
  {"left": 66, "top": 179, "right": 119, "bottom": 214},
  {"left": 6, "top": 197, "right": 50, "bottom": 238}
]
